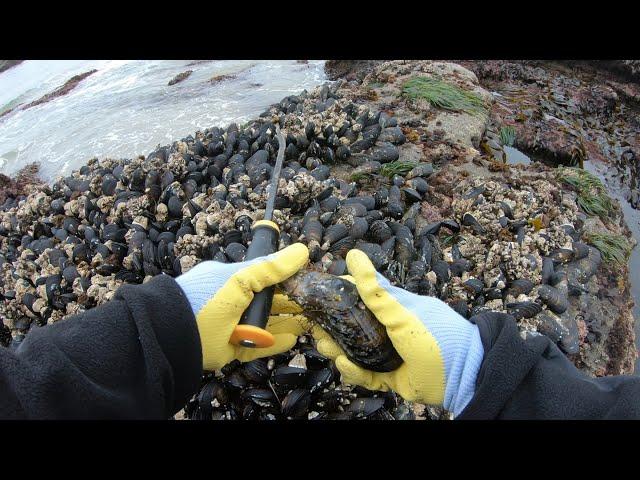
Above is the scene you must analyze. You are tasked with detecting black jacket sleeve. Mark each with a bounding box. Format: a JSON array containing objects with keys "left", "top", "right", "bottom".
[
  {"left": 458, "top": 312, "right": 640, "bottom": 419},
  {"left": 0, "top": 275, "right": 203, "bottom": 420}
]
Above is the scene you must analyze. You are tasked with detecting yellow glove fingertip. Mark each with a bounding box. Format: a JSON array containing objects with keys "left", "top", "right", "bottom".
[
  {"left": 335, "top": 355, "right": 373, "bottom": 386},
  {"left": 274, "top": 243, "right": 310, "bottom": 272},
  {"left": 235, "top": 333, "right": 298, "bottom": 363},
  {"left": 316, "top": 337, "right": 344, "bottom": 359},
  {"left": 345, "top": 249, "right": 375, "bottom": 277}
]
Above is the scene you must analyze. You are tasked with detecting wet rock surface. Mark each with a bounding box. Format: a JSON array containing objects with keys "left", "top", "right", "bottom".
[
  {"left": 0, "top": 60, "right": 636, "bottom": 419},
  {"left": 168, "top": 70, "right": 193, "bottom": 86}
]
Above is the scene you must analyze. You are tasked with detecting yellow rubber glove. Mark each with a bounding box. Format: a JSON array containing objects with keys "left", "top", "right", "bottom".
[
  {"left": 175, "top": 243, "right": 309, "bottom": 371},
  {"left": 313, "top": 249, "right": 484, "bottom": 416}
]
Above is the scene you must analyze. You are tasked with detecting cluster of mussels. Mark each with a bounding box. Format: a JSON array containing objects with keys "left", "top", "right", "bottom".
[
  {"left": 0, "top": 82, "right": 438, "bottom": 419},
  {"left": 185, "top": 335, "right": 416, "bottom": 420},
  {"left": 444, "top": 176, "right": 601, "bottom": 354}
]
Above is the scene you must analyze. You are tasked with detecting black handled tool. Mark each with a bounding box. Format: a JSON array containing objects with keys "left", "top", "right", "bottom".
[{"left": 230, "top": 125, "right": 286, "bottom": 348}]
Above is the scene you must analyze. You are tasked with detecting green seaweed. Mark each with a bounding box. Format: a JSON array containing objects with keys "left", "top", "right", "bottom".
[
  {"left": 556, "top": 167, "right": 615, "bottom": 220},
  {"left": 350, "top": 172, "right": 372, "bottom": 182},
  {"left": 584, "top": 232, "right": 633, "bottom": 267},
  {"left": 499, "top": 125, "right": 516, "bottom": 146},
  {"left": 379, "top": 160, "right": 418, "bottom": 179},
  {"left": 402, "top": 76, "right": 487, "bottom": 115}
]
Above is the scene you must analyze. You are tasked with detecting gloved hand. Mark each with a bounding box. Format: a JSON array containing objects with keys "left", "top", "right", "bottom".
[
  {"left": 175, "top": 243, "right": 309, "bottom": 371},
  {"left": 314, "top": 249, "right": 485, "bottom": 417}
]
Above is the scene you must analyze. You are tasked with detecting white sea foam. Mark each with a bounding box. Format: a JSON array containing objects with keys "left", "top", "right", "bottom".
[{"left": 0, "top": 60, "right": 326, "bottom": 181}]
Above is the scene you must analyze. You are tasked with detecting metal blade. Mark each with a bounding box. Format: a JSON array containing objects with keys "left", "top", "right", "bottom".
[{"left": 264, "top": 124, "right": 286, "bottom": 221}]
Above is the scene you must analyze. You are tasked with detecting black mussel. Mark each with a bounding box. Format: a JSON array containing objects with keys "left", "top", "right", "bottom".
[
  {"left": 404, "top": 260, "right": 428, "bottom": 293},
  {"left": 462, "top": 213, "right": 486, "bottom": 234},
  {"left": 417, "top": 235, "right": 433, "bottom": 265},
  {"left": 156, "top": 231, "right": 176, "bottom": 244},
  {"left": 83, "top": 226, "right": 96, "bottom": 241},
  {"left": 72, "top": 243, "right": 89, "bottom": 263},
  {"left": 160, "top": 171, "right": 174, "bottom": 190},
  {"left": 328, "top": 236, "right": 356, "bottom": 258},
  {"left": 241, "top": 359, "right": 270, "bottom": 384},
  {"left": 378, "top": 126, "right": 406, "bottom": 145},
  {"left": 506, "top": 301, "right": 542, "bottom": 320},
  {"left": 350, "top": 217, "right": 369, "bottom": 239},
  {"left": 550, "top": 248, "right": 574, "bottom": 264},
  {"left": 571, "top": 242, "right": 589, "bottom": 260},
  {"left": 355, "top": 241, "right": 388, "bottom": 270},
  {"left": 537, "top": 285, "right": 568, "bottom": 314},
  {"left": 450, "top": 300, "right": 469, "bottom": 319},
  {"left": 335, "top": 144, "right": 351, "bottom": 161},
  {"left": 50, "top": 198, "right": 65, "bottom": 214},
  {"left": 281, "top": 389, "right": 311, "bottom": 419},
  {"left": 407, "top": 163, "right": 434, "bottom": 179},
  {"left": 509, "top": 278, "right": 535, "bottom": 296},
  {"left": 390, "top": 222, "right": 415, "bottom": 265},
  {"left": 224, "top": 242, "right": 246, "bottom": 263},
  {"left": 129, "top": 231, "right": 147, "bottom": 251},
  {"left": 464, "top": 278, "right": 484, "bottom": 296},
  {"left": 310, "top": 164, "right": 331, "bottom": 181},
  {"left": 327, "top": 258, "right": 347, "bottom": 275},
  {"left": 207, "top": 140, "right": 225, "bottom": 157},
  {"left": 499, "top": 201, "right": 514, "bottom": 219},
  {"left": 45, "top": 274, "right": 62, "bottom": 305},
  {"left": 167, "top": 196, "right": 184, "bottom": 218},
  {"left": 541, "top": 257, "right": 555, "bottom": 284},
  {"left": 539, "top": 312, "right": 579, "bottom": 355},
  {"left": 101, "top": 175, "right": 118, "bottom": 196},
  {"left": 402, "top": 187, "right": 422, "bottom": 203},
  {"left": 93, "top": 242, "right": 110, "bottom": 259},
  {"left": 272, "top": 365, "right": 307, "bottom": 388},
  {"left": 516, "top": 226, "right": 526, "bottom": 245},
  {"left": 441, "top": 219, "right": 461, "bottom": 233},
  {"left": 305, "top": 121, "right": 316, "bottom": 140},
  {"left": 344, "top": 195, "right": 376, "bottom": 211},
  {"left": 380, "top": 235, "right": 396, "bottom": 260},
  {"left": 450, "top": 259, "right": 472, "bottom": 277},
  {"left": 175, "top": 225, "right": 194, "bottom": 240},
  {"left": 404, "top": 217, "right": 416, "bottom": 234},
  {"left": 368, "top": 220, "right": 392, "bottom": 243},
  {"left": 322, "top": 223, "right": 349, "bottom": 248},
  {"left": 193, "top": 140, "right": 207, "bottom": 157},
  {"left": 383, "top": 201, "right": 404, "bottom": 220},
  {"left": 463, "top": 185, "right": 486, "bottom": 200},
  {"left": 422, "top": 222, "right": 442, "bottom": 236},
  {"left": 561, "top": 224, "right": 581, "bottom": 242},
  {"left": 63, "top": 217, "right": 80, "bottom": 234},
  {"left": 102, "top": 224, "right": 127, "bottom": 242},
  {"left": 306, "top": 367, "right": 334, "bottom": 393},
  {"left": 346, "top": 397, "right": 386, "bottom": 419},
  {"left": 364, "top": 210, "right": 384, "bottom": 225},
  {"left": 241, "top": 388, "right": 276, "bottom": 408},
  {"left": 369, "top": 143, "right": 399, "bottom": 164},
  {"left": 432, "top": 260, "right": 450, "bottom": 284},
  {"left": 223, "top": 229, "right": 243, "bottom": 247}
]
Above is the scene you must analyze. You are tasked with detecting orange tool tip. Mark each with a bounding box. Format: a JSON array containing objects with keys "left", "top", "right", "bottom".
[{"left": 230, "top": 325, "right": 275, "bottom": 348}]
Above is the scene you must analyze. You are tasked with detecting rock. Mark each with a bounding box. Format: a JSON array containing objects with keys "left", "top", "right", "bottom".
[{"left": 168, "top": 70, "right": 193, "bottom": 86}]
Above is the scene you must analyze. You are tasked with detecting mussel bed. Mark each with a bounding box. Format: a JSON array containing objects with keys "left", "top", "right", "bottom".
[{"left": 0, "top": 61, "right": 633, "bottom": 419}]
